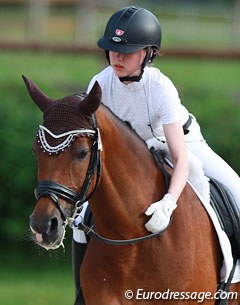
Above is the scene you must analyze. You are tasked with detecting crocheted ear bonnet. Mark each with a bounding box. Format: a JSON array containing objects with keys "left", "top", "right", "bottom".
[
  {"left": 22, "top": 76, "right": 102, "bottom": 155},
  {"left": 37, "top": 94, "right": 94, "bottom": 154}
]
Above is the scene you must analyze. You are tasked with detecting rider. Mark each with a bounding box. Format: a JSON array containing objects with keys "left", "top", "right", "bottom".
[{"left": 73, "top": 6, "right": 240, "bottom": 304}]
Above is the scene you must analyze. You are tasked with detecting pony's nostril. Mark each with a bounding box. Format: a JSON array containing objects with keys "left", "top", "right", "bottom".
[{"left": 47, "top": 217, "right": 58, "bottom": 235}]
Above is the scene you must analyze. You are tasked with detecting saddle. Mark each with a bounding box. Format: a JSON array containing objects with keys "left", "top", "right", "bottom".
[
  {"left": 209, "top": 178, "right": 240, "bottom": 259},
  {"left": 209, "top": 178, "right": 240, "bottom": 305}
]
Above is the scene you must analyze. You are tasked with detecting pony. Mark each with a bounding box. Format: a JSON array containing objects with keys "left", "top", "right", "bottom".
[{"left": 23, "top": 76, "right": 239, "bottom": 304}]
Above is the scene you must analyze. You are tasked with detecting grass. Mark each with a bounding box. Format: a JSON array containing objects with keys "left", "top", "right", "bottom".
[
  {"left": 1, "top": 50, "right": 240, "bottom": 181},
  {"left": 0, "top": 51, "right": 104, "bottom": 93},
  {"left": 0, "top": 236, "right": 74, "bottom": 305},
  {"left": 0, "top": 50, "right": 239, "bottom": 305},
  {"left": 0, "top": 265, "right": 73, "bottom": 305}
]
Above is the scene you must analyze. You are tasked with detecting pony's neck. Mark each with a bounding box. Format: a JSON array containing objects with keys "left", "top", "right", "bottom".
[{"left": 89, "top": 106, "right": 164, "bottom": 239}]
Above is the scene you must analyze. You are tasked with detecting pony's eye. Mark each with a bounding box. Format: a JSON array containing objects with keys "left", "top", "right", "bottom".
[{"left": 73, "top": 148, "right": 89, "bottom": 161}]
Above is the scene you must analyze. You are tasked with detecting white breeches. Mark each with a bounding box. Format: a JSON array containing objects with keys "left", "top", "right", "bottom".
[
  {"left": 187, "top": 140, "right": 240, "bottom": 209},
  {"left": 185, "top": 115, "right": 240, "bottom": 210}
]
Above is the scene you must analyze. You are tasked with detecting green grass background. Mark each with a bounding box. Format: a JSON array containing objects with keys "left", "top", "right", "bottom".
[
  {"left": 0, "top": 50, "right": 239, "bottom": 305},
  {"left": 2, "top": 50, "right": 238, "bottom": 168},
  {"left": 0, "top": 241, "right": 74, "bottom": 305}
]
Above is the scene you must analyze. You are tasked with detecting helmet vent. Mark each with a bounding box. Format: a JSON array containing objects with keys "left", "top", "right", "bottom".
[{"left": 124, "top": 6, "right": 139, "bottom": 19}]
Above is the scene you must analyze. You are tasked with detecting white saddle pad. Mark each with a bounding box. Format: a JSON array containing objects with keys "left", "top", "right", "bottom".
[{"left": 187, "top": 179, "right": 240, "bottom": 283}]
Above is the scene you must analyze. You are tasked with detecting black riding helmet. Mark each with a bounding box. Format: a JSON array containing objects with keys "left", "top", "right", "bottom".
[{"left": 97, "top": 6, "right": 162, "bottom": 82}]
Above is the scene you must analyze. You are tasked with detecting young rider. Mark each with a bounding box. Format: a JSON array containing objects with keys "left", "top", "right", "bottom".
[{"left": 73, "top": 6, "right": 240, "bottom": 305}]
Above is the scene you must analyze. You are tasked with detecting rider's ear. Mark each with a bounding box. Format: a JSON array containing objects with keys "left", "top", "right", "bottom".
[
  {"left": 22, "top": 75, "right": 53, "bottom": 112},
  {"left": 79, "top": 81, "right": 102, "bottom": 116}
]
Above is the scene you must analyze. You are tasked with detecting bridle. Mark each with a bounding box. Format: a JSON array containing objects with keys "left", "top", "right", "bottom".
[
  {"left": 34, "top": 114, "right": 171, "bottom": 245},
  {"left": 34, "top": 114, "right": 102, "bottom": 222}
]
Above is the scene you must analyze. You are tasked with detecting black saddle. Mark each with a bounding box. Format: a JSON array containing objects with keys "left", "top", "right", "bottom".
[
  {"left": 209, "top": 178, "right": 240, "bottom": 304},
  {"left": 209, "top": 178, "right": 240, "bottom": 259}
]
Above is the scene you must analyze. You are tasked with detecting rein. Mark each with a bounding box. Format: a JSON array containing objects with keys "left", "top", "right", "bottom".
[{"left": 74, "top": 216, "right": 172, "bottom": 245}]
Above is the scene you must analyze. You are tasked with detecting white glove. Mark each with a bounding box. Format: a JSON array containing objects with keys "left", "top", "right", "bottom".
[
  {"left": 145, "top": 193, "right": 177, "bottom": 233},
  {"left": 146, "top": 138, "right": 165, "bottom": 151}
]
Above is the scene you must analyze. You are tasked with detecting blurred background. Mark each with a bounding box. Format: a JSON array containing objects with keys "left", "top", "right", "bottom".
[{"left": 0, "top": 0, "right": 239, "bottom": 304}]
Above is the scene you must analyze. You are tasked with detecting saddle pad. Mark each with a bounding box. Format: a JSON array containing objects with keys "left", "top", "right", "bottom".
[{"left": 187, "top": 179, "right": 240, "bottom": 283}]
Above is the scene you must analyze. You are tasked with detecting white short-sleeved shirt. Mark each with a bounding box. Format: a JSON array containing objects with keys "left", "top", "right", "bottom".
[{"left": 87, "top": 66, "right": 189, "bottom": 142}]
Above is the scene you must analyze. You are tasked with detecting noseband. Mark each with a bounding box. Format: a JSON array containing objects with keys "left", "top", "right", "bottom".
[{"left": 34, "top": 115, "right": 102, "bottom": 222}]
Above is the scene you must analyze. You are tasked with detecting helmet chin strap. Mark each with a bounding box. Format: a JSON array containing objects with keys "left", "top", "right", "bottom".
[
  {"left": 118, "top": 71, "right": 143, "bottom": 82},
  {"left": 106, "top": 47, "right": 155, "bottom": 83},
  {"left": 119, "top": 47, "right": 152, "bottom": 83}
]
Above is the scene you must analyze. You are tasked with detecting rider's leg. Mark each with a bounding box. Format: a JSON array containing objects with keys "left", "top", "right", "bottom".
[
  {"left": 72, "top": 239, "right": 87, "bottom": 305},
  {"left": 187, "top": 140, "right": 240, "bottom": 210},
  {"left": 183, "top": 115, "right": 240, "bottom": 209}
]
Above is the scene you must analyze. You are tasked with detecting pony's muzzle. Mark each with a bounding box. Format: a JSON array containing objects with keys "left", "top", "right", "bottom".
[{"left": 29, "top": 199, "right": 65, "bottom": 249}]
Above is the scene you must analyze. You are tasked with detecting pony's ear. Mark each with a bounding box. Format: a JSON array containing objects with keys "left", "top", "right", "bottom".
[
  {"left": 22, "top": 75, "right": 54, "bottom": 112},
  {"left": 79, "top": 81, "right": 102, "bottom": 115}
]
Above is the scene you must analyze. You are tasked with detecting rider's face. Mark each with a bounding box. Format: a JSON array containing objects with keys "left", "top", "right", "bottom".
[{"left": 109, "top": 49, "right": 146, "bottom": 80}]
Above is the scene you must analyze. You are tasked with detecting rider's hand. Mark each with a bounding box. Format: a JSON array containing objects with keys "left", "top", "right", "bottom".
[
  {"left": 146, "top": 138, "right": 164, "bottom": 151},
  {"left": 145, "top": 193, "right": 177, "bottom": 233}
]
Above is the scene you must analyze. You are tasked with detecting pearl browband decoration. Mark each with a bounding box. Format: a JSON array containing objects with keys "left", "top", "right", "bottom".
[{"left": 37, "top": 124, "right": 97, "bottom": 155}]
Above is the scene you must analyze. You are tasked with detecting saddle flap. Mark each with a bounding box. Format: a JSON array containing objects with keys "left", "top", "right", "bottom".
[{"left": 210, "top": 178, "right": 240, "bottom": 258}]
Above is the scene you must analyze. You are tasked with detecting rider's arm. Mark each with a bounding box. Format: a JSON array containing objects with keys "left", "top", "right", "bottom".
[
  {"left": 163, "top": 121, "right": 189, "bottom": 200},
  {"left": 145, "top": 121, "right": 189, "bottom": 233}
]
